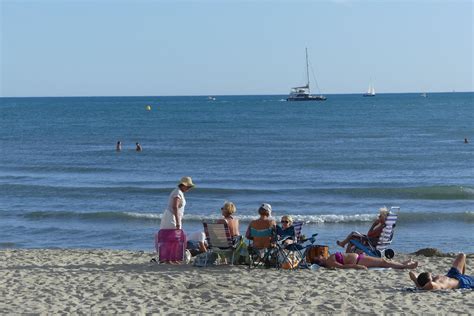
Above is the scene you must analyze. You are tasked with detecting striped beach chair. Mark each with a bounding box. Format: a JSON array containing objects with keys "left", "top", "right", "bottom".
[
  {"left": 203, "top": 221, "right": 243, "bottom": 265},
  {"left": 292, "top": 221, "right": 304, "bottom": 242},
  {"left": 349, "top": 207, "right": 399, "bottom": 258}
]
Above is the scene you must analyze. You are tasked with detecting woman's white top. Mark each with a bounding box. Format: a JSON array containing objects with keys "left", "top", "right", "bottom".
[{"left": 160, "top": 187, "right": 186, "bottom": 229}]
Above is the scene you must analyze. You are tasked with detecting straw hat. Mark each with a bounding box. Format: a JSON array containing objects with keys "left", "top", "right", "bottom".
[{"left": 179, "top": 176, "right": 195, "bottom": 188}]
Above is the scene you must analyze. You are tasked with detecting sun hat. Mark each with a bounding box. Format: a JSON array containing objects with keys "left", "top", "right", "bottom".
[
  {"left": 179, "top": 176, "right": 195, "bottom": 187},
  {"left": 260, "top": 203, "right": 272, "bottom": 213}
]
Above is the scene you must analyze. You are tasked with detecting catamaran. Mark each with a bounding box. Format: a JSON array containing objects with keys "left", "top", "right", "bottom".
[{"left": 287, "top": 48, "right": 326, "bottom": 101}]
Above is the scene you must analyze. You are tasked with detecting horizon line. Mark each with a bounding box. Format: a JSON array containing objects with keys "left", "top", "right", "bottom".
[{"left": 1, "top": 91, "right": 472, "bottom": 99}]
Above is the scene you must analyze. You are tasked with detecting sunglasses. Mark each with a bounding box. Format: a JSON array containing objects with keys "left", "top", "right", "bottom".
[{"left": 281, "top": 220, "right": 289, "bottom": 224}]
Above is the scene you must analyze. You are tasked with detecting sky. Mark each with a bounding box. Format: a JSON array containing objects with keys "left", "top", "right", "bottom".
[{"left": 1, "top": 0, "right": 473, "bottom": 97}]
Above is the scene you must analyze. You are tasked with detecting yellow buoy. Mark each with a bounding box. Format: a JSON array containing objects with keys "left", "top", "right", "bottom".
[{"left": 145, "top": 105, "right": 152, "bottom": 111}]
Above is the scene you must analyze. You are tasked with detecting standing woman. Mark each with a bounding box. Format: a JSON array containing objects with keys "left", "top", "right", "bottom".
[{"left": 160, "top": 176, "right": 195, "bottom": 230}]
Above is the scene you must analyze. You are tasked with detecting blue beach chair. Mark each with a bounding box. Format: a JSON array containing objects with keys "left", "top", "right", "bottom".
[{"left": 247, "top": 227, "right": 280, "bottom": 269}]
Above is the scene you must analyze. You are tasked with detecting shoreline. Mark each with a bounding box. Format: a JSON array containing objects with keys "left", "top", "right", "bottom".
[{"left": 1, "top": 249, "right": 472, "bottom": 314}]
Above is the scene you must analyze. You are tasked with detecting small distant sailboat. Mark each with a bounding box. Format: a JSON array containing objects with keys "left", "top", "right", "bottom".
[
  {"left": 363, "top": 82, "right": 376, "bottom": 97},
  {"left": 287, "top": 48, "right": 326, "bottom": 101},
  {"left": 207, "top": 96, "right": 216, "bottom": 101},
  {"left": 420, "top": 92, "right": 427, "bottom": 98}
]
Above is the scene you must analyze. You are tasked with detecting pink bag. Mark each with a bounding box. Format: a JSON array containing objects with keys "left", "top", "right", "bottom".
[{"left": 155, "top": 229, "right": 187, "bottom": 262}]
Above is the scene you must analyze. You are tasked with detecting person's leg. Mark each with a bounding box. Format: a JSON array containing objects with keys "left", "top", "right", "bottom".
[
  {"left": 359, "top": 256, "right": 418, "bottom": 269},
  {"left": 451, "top": 253, "right": 466, "bottom": 274},
  {"left": 198, "top": 241, "right": 207, "bottom": 253},
  {"left": 337, "top": 232, "right": 362, "bottom": 248}
]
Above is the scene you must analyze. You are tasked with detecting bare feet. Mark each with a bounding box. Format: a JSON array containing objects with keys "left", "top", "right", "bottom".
[
  {"left": 336, "top": 240, "right": 345, "bottom": 248},
  {"left": 402, "top": 259, "right": 413, "bottom": 265},
  {"left": 406, "top": 261, "right": 419, "bottom": 269}
]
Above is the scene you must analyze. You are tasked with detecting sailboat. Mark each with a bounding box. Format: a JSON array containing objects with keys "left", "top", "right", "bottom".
[
  {"left": 287, "top": 48, "right": 326, "bottom": 101},
  {"left": 363, "top": 82, "right": 376, "bottom": 97}
]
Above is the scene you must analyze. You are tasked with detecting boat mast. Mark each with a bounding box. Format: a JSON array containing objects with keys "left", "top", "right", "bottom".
[{"left": 305, "top": 47, "right": 310, "bottom": 91}]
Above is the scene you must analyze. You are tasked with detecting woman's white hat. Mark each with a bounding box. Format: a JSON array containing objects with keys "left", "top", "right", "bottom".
[{"left": 260, "top": 203, "right": 272, "bottom": 213}]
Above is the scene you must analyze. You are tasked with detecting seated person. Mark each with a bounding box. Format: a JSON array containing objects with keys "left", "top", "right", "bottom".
[
  {"left": 186, "top": 231, "right": 207, "bottom": 257},
  {"left": 336, "top": 207, "right": 389, "bottom": 253},
  {"left": 216, "top": 201, "right": 240, "bottom": 238},
  {"left": 313, "top": 251, "right": 418, "bottom": 270},
  {"left": 276, "top": 215, "right": 296, "bottom": 246},
  {"left": 410, "top": 253, "right": 473, "bottom": 290},
  {"left": 245, "top": 203, "right": 276, "bottom": 249}
]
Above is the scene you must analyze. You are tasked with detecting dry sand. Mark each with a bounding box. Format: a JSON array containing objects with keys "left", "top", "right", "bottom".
[{"left": 0, "top": 249, "right": 473, "bottom": 314}]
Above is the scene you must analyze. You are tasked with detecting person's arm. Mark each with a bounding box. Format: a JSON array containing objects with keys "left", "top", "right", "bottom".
[
  {"left": 234, "top": 219, "right": 240, "bottom": 236},
  {"left": 409, "top": 271, "right": 421, "bottom": 288},
  {"left": 409, "top": 272, "right": 441, "bottom": 290},
  {"left": 172, "top": 196, "right": 181, "bottom": 229},
  {"left": 335, "top": 263, "right": 367, "bottom": 270},
  {"left": 245, "top": 224, "right": 252, "bottom": 240},
  {"left": 422, "top": 282, "right": 441, "bottom": 291},
  {"left": 368, "top": 217, "right": 386, "bottom": 238}
]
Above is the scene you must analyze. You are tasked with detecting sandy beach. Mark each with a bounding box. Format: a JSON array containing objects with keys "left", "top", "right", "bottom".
[{"left": 0, "top": 249, "right": 472, "bottom": 314}]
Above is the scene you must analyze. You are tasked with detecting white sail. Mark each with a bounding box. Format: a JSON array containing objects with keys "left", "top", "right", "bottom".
[{"left": 366, "top": 83, "right": 375, "bottom": 96}]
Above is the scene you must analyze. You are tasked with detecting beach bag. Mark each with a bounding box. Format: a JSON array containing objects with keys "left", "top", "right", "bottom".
[
  {"left": 278, "top": 249, "right": 302, "bottom": 270},
  {"left": 231, "top": 237, "right": 247, "bottom": 265},
  {"left": 193, "top": 252, "right": 220, "bottom": 267},
  {"left": 306, "top": 245, "right": 329, "bottom": 263}
]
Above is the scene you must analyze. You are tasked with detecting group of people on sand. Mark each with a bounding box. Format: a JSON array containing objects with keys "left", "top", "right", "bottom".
[{"left": 158, "top": 176, "right": 473, "bottom": 291}]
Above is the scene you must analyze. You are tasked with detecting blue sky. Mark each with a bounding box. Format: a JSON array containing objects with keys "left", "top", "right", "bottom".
[{"left": 1, "top": 0, "right": 472, "bottom": 97}]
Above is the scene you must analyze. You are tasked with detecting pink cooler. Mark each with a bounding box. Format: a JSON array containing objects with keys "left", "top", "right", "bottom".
[{"left": 155, "top": 229, "right": 187, "bottom": 262}]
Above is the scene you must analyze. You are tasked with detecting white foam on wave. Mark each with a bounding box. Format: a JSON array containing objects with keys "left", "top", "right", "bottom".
[{"left": 121, "top": 212, "right": 376, "bottom": 223}]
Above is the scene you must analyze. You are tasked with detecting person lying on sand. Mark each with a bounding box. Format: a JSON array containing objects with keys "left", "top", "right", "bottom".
[
  {"left": 409, "top": 253, "right": 473, "bottom": 290},
  {"left": 313, "top": 252, "right": 418, "bottom": 270}
]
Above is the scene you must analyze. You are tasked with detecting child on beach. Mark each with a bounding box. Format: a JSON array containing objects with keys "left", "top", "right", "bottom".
[{"left": 409, "top": 253, "right": 473, "bottom": 290}]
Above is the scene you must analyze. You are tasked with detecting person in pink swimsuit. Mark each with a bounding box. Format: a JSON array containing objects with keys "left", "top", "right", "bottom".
[{"left": 313, "top": 252, "right": 418, "bottom": 270}]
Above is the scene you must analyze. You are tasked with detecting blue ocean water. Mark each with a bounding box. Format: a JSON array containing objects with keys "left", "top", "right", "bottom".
[{"left": 0, "top": 93, "right": 473, "bottom": 253}]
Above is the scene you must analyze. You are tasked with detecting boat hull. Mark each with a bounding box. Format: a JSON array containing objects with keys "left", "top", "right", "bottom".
[
  {"left": 287, "top": 96, "right": 327, "bottom": 101},
  {"left": 363, "top": 94, "right": 375, "bottom": 97}
]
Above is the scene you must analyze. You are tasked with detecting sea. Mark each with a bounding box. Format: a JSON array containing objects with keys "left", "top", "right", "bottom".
[{"left": 0, "top": 93, "right": 473, "bottom": 254}]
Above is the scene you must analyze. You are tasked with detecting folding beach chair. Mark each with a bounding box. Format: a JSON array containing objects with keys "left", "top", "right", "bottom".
[
  {"left": 275, "top": 221, "right": 306, "bottom": 269},
  {"left": 349, "top": 207, "right": 399, "bottom": 258},
  {"left": 202, "top": 221, "right": 244, "bottom": 265},
  {"left": 291, "top": 232, "right": 321, "bottom": 269},
  {"left": 292, "top": 221, "right": 304, "bottom": 243},
  {"left": 247, "top": 226, "right": 283, "bottom": 269},
  {"left": 155, "top": 229, "right": 187, "bottom": 263}
]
